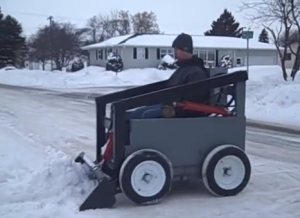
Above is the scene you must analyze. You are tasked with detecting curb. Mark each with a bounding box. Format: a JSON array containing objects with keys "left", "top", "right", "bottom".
[{"left": 246, "top": 119, "right": 300, "bottom": 135}]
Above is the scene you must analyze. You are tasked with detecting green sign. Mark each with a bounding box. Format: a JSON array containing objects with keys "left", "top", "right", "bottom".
[{"left": 242, "top": 30, "right": 254, "bottom": 39}]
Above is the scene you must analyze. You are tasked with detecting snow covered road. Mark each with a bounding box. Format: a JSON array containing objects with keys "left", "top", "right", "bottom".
[{"left": 1, "top": 85, "right": 300, "bottom": 218}]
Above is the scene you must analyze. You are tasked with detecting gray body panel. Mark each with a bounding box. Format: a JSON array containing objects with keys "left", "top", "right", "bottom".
[{"left": 127, "top": 116, "right": 246, "bottom": 178}]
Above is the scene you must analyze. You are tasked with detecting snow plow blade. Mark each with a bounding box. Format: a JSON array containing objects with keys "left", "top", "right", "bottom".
[{"left": 75, "top": 152, "right": 117, "bottom": 211}]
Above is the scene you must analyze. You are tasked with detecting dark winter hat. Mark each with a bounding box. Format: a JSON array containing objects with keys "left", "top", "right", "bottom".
[{"left": 172, "top": 33, "right": 193, "bottom": 54}]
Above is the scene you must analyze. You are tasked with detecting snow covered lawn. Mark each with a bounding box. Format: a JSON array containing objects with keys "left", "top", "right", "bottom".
[
  {"left": 0, "top": 65, "right": 300, "bottom": 126},
  {"left": 0, "top": 66, "right": 172, "bottom": 88}
]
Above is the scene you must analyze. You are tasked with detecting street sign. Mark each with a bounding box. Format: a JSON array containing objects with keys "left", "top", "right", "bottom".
[
  {"left": 242, "top": 30, "right": 254, "bottom": 39},
  {"left": 241, "top": 29, "right": 253, "bottom": 74}
]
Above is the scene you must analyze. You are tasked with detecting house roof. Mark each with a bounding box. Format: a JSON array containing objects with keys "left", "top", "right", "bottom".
[
  {"left": 82, "top": 33, "right": 278, "bottom": 51},
  {"left": 82, "top": 34, "right": 134, "bottom": 50}
]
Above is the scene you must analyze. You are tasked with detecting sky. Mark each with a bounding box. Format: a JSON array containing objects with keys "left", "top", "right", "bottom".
[{"left": 1, "top": 0, "right": 262, "bottom": 38}]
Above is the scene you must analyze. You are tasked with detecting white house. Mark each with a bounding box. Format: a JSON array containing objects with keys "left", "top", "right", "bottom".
[{"left": 82, "top": 33, "right": 279, "bottom": 69}]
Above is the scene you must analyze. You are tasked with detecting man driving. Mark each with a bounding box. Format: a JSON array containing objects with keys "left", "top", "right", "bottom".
[{"left": 129, "top": 33, "right": 210, "bottom": 119}]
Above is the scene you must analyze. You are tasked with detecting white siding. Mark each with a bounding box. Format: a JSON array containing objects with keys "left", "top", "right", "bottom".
[
  {"left": 88, "top": 46, "right": 279, "bottom": 69},
  {"left": 235, "top": 50, "right": 278, "bottom": 67}
]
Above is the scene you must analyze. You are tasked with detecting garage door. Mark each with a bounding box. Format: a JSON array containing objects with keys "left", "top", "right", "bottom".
[{"left": 248, "top": 55, "right": 277, "bottom": 65}]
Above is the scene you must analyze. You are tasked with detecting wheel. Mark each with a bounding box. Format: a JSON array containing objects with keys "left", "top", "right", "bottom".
[
  {"left": 202, "top": 144, "right": 251, "bottom": 196},
  {"left": 119, "top": 149, "right": 173, "bottom": 205}
]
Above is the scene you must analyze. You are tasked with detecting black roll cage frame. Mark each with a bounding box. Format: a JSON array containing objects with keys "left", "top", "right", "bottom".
[{"left": 94, "top": 70, "right": 248, "bottom": 170}]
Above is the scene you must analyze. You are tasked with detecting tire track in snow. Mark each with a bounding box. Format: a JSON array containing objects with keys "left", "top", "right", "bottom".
[{"left": 0, "top": 88, "right": 97, "bottom": 158}]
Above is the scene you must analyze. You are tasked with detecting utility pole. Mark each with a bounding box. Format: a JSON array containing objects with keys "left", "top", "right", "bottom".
[{"left": 47, "top": 16, "right": 53, "bottom": 71}]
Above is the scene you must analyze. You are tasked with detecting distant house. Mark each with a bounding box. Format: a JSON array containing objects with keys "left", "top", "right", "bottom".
[{"left": 81, "top": 33, "right": 279, "bottom": 70}]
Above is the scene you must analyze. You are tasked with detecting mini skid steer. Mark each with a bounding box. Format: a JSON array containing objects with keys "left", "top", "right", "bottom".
[{"left": 75, "top": 69, "right": 251, "bottom": 211}]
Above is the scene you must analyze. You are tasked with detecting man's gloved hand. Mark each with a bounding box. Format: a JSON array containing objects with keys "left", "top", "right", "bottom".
[{"left": 162, "top": 105, "right": 176, "bottom": 118}]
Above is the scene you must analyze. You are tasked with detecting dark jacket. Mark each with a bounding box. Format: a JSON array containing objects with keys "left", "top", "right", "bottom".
[{"left": 165, "top": 55, "right": 210, "bottom": 117}]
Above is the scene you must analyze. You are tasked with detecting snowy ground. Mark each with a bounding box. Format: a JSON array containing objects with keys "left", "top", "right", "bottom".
[
  {"left": 1, "top": 65, "right": 300, "bottom": 126},
  {"left": 1, "top": 85, "right": 300, "bottom": 218}
]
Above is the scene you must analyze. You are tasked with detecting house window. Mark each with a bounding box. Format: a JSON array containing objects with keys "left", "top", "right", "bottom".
[
  {"left": 193, "top": 49, "right": 199, "bottom": 56},
  {"left": 160, "top": 48, "right": 174, "bottom": 58},
  {"left": 207, "top": 51, "right": 215, "bottom": 66},
  {"left": 199, "top": 51, "right": 206, "bottom": 60},
  {"left": 284, "top": 53, "right": 291, "bottom": 61},
  {"left": 104, "top": 48, "right": 113, "bottom": 60},
  {"left": 133, "top": 48, "right": 149, "bottom": 59},
  {"left": 97, "top": 49, "right": 103, "bottom": 60},
  {"left": 197, "top": 50, "right": 216, "bottom": 66},
  {"left": 207, "top": 51, "right": 215, "bottom": 62},
  {"left": 137, "top": 48, "right": 146, "bottom": 59}
]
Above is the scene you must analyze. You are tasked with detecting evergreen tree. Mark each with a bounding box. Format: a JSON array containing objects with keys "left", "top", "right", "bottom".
[
  {"left": 0, "top": 8, "right": 26, "bottom": 68},
  {"left": 204, "top": 9, "right": 243, "bottom": 38},
  {"left": 258, "top": 28, "right": 269, "bottom": 43}
]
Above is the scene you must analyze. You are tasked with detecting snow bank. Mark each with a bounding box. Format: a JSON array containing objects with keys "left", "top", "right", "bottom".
[
  {"left": 0, "top": 65, "right": 287, "bottom": 90},
  {"left": 0, "top": 125, "right": 94, "bottom": 218},
  {"left": 0, "top": 66, "right": 17, "bottom": 71},
  {"left": 117, "top": 68, "right": 173, "bottom": 85},
  {"left": 228, "top": 65, "right": 300, "bottom": 125},
  {"left": 243, "top": 66, "right": 300, "bottom": 125},
  {"left": 0, "top": 66, "right": 173, "bottom": 88}
]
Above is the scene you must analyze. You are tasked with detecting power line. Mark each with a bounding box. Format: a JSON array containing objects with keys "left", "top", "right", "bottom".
[
  {"left": 3, "top": 10, "right": 87, "bottom": 21},
  {"left": 3, "top": 10, "right": 210, "bottom": 29},
  {"left": 2, "top": 9, "right": 221, "bottom": 36}
]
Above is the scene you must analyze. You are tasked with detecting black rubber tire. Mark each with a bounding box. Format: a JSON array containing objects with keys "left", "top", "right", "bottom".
[
  {"left": 119, "top": 149, "right": 173, "bottom": 205},
  {"left": 202, "top": 145, "right": 251, "bottom": 196}
]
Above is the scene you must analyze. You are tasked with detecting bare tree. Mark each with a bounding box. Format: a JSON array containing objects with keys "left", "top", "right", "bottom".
[
  {"left": 27, "top": 33, "right": 50, "bottom": 70},
  {"left": 116, "top": 10, "right": 131, "bottom": 35},
  {"left": 99, "top": 11, "right": 119, "bottom": 38},
  {"left": 86, "top": 15, "right": 102, "bottom": 43},
  {"left": 284, "top": 0, "right": 300, "bottom": 79},
  {"left": 30, "top": 22, "right": 88, "bottom": 70},
  {"left": 52, "top": 22, "right": 88, "bottom": 70},
  {"left": 278, "top": 28, "right": 299, "bottom": 46},
  {"left": 279, "top": 29, "right": 300, "bottom": 79},
  {"left": 100, "top": 10, "right": 132, "bottom": 38},
  {"left": 85, "top": 10, "right": 161, "bottom": 43},
  {"left": 131, "top": 11, "right": 160, "bottom": 34},
  {"left": 238, "top": 0, "right": 300, "bottom": 80},
  {"left": 86, "top": 10, "right": 131, "bottom": 43}
]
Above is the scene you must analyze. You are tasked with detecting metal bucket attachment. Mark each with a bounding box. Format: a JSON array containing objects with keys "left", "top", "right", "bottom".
[
  {"left": 79, "top": 177, "right": 117, "bottom": 211},
  {"left": 75, "top": 152, "right": 117, "bottom": 210}
]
